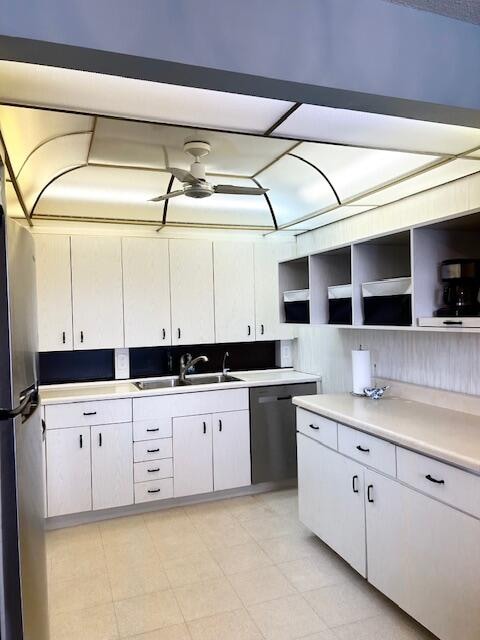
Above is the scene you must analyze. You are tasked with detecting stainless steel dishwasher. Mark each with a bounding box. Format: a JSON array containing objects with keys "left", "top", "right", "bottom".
[{"left": 249, "top": 382, "right": 317, "bottom": 484}]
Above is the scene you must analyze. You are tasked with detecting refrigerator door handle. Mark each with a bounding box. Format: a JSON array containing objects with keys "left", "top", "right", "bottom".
[{"left": 0, "top": 385, "right": 39, "bottom": 421}]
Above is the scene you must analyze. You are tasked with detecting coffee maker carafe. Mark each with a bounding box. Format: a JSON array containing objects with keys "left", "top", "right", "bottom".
[{"left": 435, "top": 259, "right": 480, "bottom": 317}]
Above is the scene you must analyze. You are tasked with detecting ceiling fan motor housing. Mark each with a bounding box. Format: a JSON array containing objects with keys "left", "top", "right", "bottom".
[{"left": 184, "top": 183, "right": 214, "bottom": 198}]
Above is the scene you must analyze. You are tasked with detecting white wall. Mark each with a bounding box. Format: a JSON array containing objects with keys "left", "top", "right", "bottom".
[{"left": 293, "top": 172, "right": 480, "bottom": 395}]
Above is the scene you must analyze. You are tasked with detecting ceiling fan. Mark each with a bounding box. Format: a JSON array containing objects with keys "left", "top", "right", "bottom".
[{"left": 149, "top": 141, "right": 268, "bottom": 202}]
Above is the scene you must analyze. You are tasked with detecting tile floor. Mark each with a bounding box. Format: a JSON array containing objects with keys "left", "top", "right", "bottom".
[{"left": 46, "top": 488, "right": 437, "bottom": 640}]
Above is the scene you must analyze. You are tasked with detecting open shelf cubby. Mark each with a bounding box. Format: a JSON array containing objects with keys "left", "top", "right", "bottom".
[
  {"left": 352, "top": 230, "right": 412, "bottom": 326},
  {"left": 309, "top": 246, "right": 352, "bottom": 325},
  {"left": 279, "top": 256, "right": 310, "bottom": 323}
]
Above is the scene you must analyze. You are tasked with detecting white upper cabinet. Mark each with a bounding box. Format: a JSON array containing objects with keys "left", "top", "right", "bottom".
[
  {"left": 169, "top": 240, "right": 215, "bottom": 345},
  {"left": 122, "top": 237, "right": 171, "bottom": 347},
  {"left": 71, "top": 236, "right": 124, "bottom": 349},
  {"left": 254, "top": 242, "right": 295, "bottom": 340},
  {"left": 35, "top": 234, "right": 73, "bottom": 351},
  {"left": 214, "top": 242, "right": 255, "bottom": 343}
]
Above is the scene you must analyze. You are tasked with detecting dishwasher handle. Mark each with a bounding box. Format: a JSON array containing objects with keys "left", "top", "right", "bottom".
[{"left": 258, "top": 395, "right": 293, "bottom": 404}]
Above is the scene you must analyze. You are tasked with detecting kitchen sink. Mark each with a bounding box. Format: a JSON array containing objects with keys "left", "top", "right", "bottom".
[{"left": 134, "top": 374, "right": 240, "bottom": 391}]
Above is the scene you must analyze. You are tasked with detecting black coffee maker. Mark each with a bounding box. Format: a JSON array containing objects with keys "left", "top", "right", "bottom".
[{"left": 435, "top": 259, "right": 480, "bottom": 317}]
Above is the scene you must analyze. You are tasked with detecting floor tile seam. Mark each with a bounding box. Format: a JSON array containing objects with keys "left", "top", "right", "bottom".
[
  {"left": 224, "top": 569, "right": 303, "bottom": 609},
  {"left": 97, "top": 527, "right": 121, "bottom": 638},
  {"left": 185, "top": 604, "right": 268, "bottom": 639}
]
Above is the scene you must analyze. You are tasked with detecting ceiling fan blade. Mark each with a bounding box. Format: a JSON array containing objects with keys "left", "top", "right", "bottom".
[
  {"left": 214, "top": 184, "right": 269, "bottom": 195},
  {"left": 149, "top": 189, "right": 185, "bottom": 202},
  {"left": 169, "top": 167, "right": 196, "bottom": 183}
]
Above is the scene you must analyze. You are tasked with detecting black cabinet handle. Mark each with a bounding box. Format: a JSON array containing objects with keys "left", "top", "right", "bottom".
[
  {"left": 425, "top": 474, "right": 445, "bottom": 485},
  {"left": 203, "top": 421, "right": 207, "bottom": 434},
  {"left": 356, "top": 445, "right": 370, "bottom": 453},
  {"left": 80, "top": 330, "right": 84, "bottom": 343},
  {"left": 367, "top": 484, "right": 374, "bottom": 503},
  {"left": 148, "top": 488, "right": 161, "bottom": 494},
  {"left": 261, "top": 324, "right": 265, "bottom": 335},
  {"left": 62, "top": 331, "right": 66, "bottom": 344},
  {"left": 146, "top": 427, "right": 160, "bottom": 433},
  {"left": 98, "top": 433, "right": 102, "bottom": 447},
  {"left": 177, "top": 328, "right": 181, "bottom": 339},
  {"left": 219, "top": 419, "right": 222, "bottom": 432},
  {"left": 83, "top": 411, "right": 97, "bottom": 416},
  {"left": 309, "top": 423, "right": 320, "bottom": 430},
  {"left": 147, "top": 448, "right": 160, "bottom": 453},
  {"left": 79, "top": 434, "right": 83, "bottom": 449},
  {"left": 247, "top": 325, "right": 251, "bottom": 336},
  {"left": 443, "top": 320, "right": 463, "bottom": 325},
  {"left": 162, "top": 328, "right": 166, "bottom": 340},
  {"left": 147, "top": 467, "right": 160, "bottom": 473},
  {"left": 352, "top": 475, "right": 359, "bottom": 493},
  {"left": 277, "top": 395, "right": 292, "bottom": 401}
]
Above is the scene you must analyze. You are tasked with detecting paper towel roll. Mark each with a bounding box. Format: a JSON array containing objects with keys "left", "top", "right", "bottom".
[{"left": 352, "top": 349, "right": 371, "bottom": 395}]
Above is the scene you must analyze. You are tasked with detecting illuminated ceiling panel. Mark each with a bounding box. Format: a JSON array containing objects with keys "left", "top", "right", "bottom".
[
  {"left": 274, "top": 103, "right": 480, "bottom": 155},
  {"left": 0, "top": 61, "right": 293, "bottom": 134},
  {"left": 35, "top": 166, "right": 273, "bottom": 227},
  {"left": 90, "top": 118, "right": 294, "bottom": 175},
  {"left": 354, "top": 158, "right": 480, "bottom": 206},
  {"left": 294, "top": 142, "right": 439, "bottom": 201}
]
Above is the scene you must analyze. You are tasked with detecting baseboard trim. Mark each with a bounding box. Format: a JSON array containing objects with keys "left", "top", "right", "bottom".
[{"left": 45, "top": 479, "right": 297, "bottom": 530}]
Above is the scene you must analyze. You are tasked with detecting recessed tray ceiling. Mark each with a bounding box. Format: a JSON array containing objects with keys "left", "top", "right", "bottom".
[{"left": 1, "top": 88, "right": 480, "bottom": 234}]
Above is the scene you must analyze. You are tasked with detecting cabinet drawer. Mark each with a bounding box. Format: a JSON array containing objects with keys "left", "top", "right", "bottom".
[
  {"left": 397, "top": 447, "right": 480, "bottom": 518},
  {"left": 296, "top": 408, "right": 337, "bottom": 449},
  {"left": 134, "top": 459, "right": 173, "bottom": 483},
  {"left": 45, "top": 399, "right": 131, "bottom": 429},
  {"left": 134, "top": 478, "right": 174, "bottom": 504},
  {"left": 338, "top": 424, "right": 396, "bottom": 476},
  {"left": 133, "top": 438, "right": 172, "bottom": 462},
  {"left": 133, "top": 419, "right": 172, "bottom": 442}
]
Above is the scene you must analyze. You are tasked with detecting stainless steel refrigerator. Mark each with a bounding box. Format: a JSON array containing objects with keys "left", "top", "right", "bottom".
[{"left": 0, "top": 157, "right": 49, "bottom": 636}]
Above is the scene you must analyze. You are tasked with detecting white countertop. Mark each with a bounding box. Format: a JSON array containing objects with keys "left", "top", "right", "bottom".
[
  {"left": 40, "top": 369, "right": 320, "bottom": 405},
  {"left": 293, "top": 393, "right": 480, "bottom": 474}
]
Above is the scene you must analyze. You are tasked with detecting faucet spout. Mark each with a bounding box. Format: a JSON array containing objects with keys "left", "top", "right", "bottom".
[{"left": 179, "top": 353, "right": 209, "bottom": 384}]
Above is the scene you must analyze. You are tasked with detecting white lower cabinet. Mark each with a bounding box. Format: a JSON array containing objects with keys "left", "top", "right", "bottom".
[
  {"left": 297, "top": 433, "right": 366, "bottom": 576},
  {"left": 173, "top": 414, "right": 213, "bottom": 497},
  {"left": 365, "top": 469, "right": 480, "bottom": 640},
  {"left": 46, "top": 427, "right": 92, "bottom": 517},
  {"left": 91, "top": 423, "right": 133, "bottom": 510},
  {"left": 212, "top": 410, "right": 251, "bottom": 491}
]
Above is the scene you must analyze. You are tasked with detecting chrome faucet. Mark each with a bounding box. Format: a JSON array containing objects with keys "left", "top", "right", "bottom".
[
  {"left": 179, "top": 353, "right": 208, "bottom": 385},
  {"left": 222, "top": 351, "right": 230, "bottom": 375}
]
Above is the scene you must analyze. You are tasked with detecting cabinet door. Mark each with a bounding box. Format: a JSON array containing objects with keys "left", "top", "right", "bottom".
[
  {"left": 35, "top": 234, "right": 73, "bottom": 351},
  {"left": 71, "top": 236, "right": 124, "bottom": 349},
  {"left": 214, "top": 242, "right": 255, "bottom": 343},
  {"left": 122, "top": 237, "right": 171, "bottom": 347},
  {"left": 254, "top": 242, "right": 294, "bottom": 340},
  {"left": 213, "top": 410, "right": 251, "bottom": 491},
  {"left": 91, "top": 423, "right": 133, "bottom": 510},
  {"left": 297, "top": 433, "right": 366, "bottom": 576},
  {"left": 173, "top": 414, "right": 213, "bottom": 497},
  {"left": 169, "top": 240, "right": 214, "bottom": 345},
  {"left": 365, "top": 469, "right": 480, "bottom": 640},
  {"left": 46, "top": 427, "right": 91, "bottom": 517}
]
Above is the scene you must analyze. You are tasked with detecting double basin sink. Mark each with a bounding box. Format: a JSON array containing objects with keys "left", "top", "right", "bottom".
[{"left": 134, "top": 373, "right": 240, "bottom": 391}]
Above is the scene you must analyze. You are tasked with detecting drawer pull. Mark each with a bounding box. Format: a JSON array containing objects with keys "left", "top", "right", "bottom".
[
  {"left": 443, "top": 320, "right": 463, "bottom": 325},
  {"left": 352, "top": 475, "right": 359, "bottom": 493},
  {"left": 218, "top": 419, "right": 222, "bottom": 432},
  {"left": 367, "top": 484, "right": 374, "bottom": 503},
  {"left": 356, "top": 445, "right": 370, "bottom": 453},
  {"left": 203, "top": 421, "right": 207, "bottom": 434},
  {"left": 148, "top": 488, "right": 161, "bottom": 494},
  {"left": 98, "top": 432, "right": 102, "bottom": 447},
  {"left": 425, "top": 474, "right": 445, "bottom": 485},
  {"left": 83, "top": 411, "right": 97, "bottom": 416},
  {"left": 79, "top": 434, "right": 83, "bottom": 449},
  {"left": 147, "top": 448, "right": 160, "bottom": 453},
  {"left": 146, "top": 428, "right": 160, "bottom": 432},
  {"left": 147, "top": 467, "right": 160, "bottom": 473},
  {"left": 309, "top": 423, "right": 320, "bottom": 430}
]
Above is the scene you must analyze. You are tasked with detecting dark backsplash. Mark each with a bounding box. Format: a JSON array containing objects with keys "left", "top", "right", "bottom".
[
  {"left": 39, "top": 341, "right": 277, "bottom": 385},
  {"left": 39, "top": 349, "right": 115, "bottom": 385}
]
